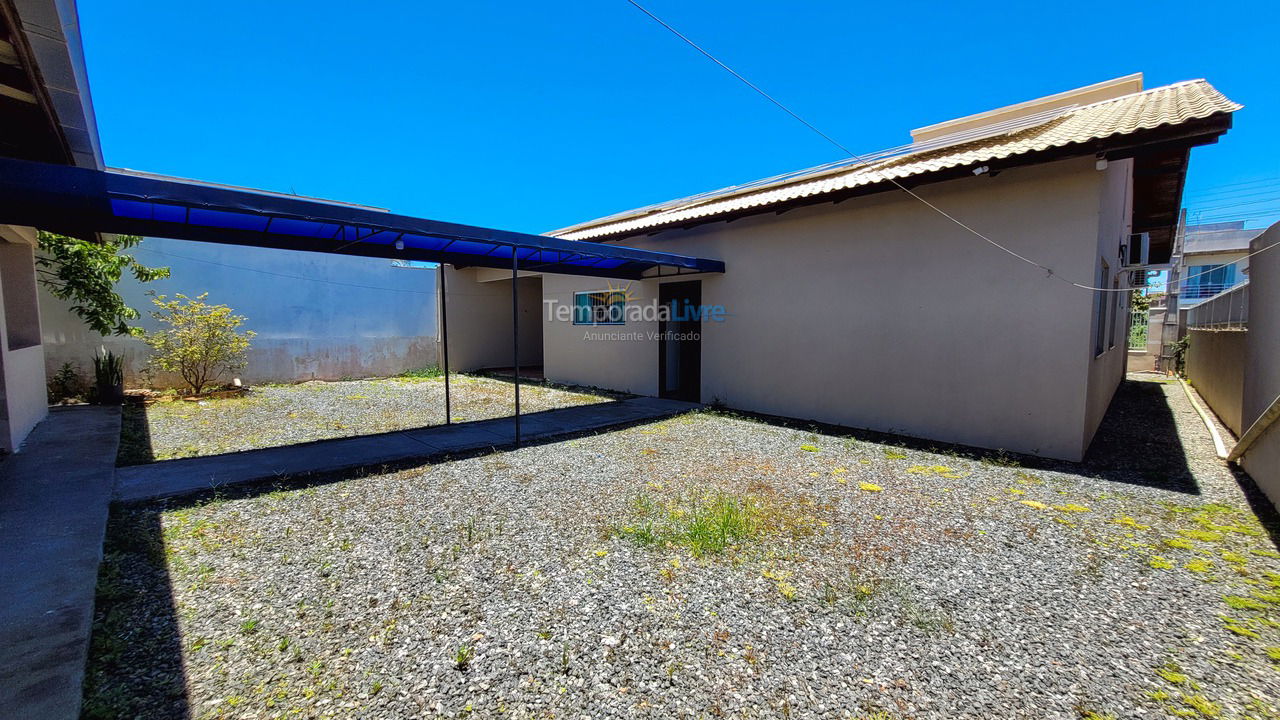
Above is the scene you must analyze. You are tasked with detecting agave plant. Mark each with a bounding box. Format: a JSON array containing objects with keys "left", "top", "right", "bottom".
[{"left": 92, "top": 348, "right": 125, "bottom": 404}]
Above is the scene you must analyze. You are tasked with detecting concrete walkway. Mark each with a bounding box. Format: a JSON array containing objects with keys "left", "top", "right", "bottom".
[
  {"left": 0, "top": 406, "right": 121, "bottom": 720},
  {"left": 115, "top": 396, "right": 698, "bottom": 503}
]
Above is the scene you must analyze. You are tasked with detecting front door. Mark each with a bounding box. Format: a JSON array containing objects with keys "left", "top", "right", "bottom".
[{"left": 658, "top": 281, "right": 701, "bottom": 402}]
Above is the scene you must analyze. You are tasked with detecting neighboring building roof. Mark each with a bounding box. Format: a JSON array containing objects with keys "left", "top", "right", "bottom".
[
  {"left": 554, "top": 79, "right": 1240, "bottom": 241},
  {"left": 1183, "top": 221, "right": 1263, "bottom": 255}
]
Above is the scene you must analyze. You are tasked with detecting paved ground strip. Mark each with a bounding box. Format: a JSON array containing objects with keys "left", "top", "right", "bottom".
[
  {"left": 114, "top": 397, "right": 699, "bottom": 503},
  {"left": 0, "top": 407, "right": 120, "bottom": 720}
]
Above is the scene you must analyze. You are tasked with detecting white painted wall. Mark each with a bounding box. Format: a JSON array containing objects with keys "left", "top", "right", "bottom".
[
  {"left": 544, "top": 157, "right": 1126, "bottom": 461},
  {"left": 38, "top": 237, "right": 439, "bottom": 388},
  {"left": 0, "top": 225, "right": 48, "bottom": 451}
]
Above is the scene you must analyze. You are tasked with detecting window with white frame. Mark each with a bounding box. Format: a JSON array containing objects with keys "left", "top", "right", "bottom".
[{"left": 573, "top": 289, "right": 626, "bottom": 325}]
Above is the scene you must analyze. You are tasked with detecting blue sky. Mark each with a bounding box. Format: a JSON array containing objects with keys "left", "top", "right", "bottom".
[{"left": 80, "top": 1, "right": 1280, "bottom": 235}]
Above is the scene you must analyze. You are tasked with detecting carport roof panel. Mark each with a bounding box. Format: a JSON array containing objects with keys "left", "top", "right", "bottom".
[{"left": 0, "top": 158, "right": 724, "bottom": 279}]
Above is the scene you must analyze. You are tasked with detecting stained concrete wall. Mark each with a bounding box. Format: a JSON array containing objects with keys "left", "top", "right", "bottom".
[
  {"left": 544, "top": 156, "right": 1122, "bottom": 461},
  {"left": 0, "top": 225, "right": 49, "bottom": 451},
  {"left": 1240, "top": 223, "right": 1280, "bottom": 506},
  {"left": 1186, "top": 329, "right": 1247, "bottom": 434},
  {"left": 38, "top": 237, "right": 438, "bottom": 389}
]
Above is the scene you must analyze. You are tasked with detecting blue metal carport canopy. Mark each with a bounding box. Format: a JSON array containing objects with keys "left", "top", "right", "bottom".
[{"left": 0, "top": 157, "right": 725, "bottom": 279}]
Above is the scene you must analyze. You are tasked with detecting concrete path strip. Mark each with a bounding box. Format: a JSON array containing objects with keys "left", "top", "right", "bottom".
[
  {"left": 114, "top": 397, "right": 699, "bottom": 504},
  {"left": 0, "top": 406, "right": 121, "bottom": 720}
]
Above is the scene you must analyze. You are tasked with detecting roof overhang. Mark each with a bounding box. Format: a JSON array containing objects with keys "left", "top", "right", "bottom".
[
  {"left": 570, "top": 113, "right": 1233, "bottom": 266},
  {"left": 1, "top": 0, "right": 102, "bottom": 168},
  {"left": 0, "top": 157, "right": 726, "bottom": 279}
]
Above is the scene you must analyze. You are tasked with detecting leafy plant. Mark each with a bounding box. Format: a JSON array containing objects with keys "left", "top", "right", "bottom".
[
  {"left": 1171, "top": 335, "right": 1191, "bottom": 376},
  {"left": 48, "top": 361, "right": 84, "bottom": 404},
  {"left": 454, "top": 644, "right": 474, "bottom": 670},
  {"left": 143, "top": 293, "right": 254, "bottom": 395},
  {"left": 396, "top": 365, "right": 442, "bottom": 380},
  {"left": 35, "top": 232, "right": 169, "bottom": 336}
]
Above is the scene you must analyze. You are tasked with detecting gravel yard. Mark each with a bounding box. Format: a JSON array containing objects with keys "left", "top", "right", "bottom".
[
  {"left": 87, "top": 376, "right": 1280, "bottom": 719},
  {"left": 118, "top": 375, "right": 613, "bottom": 465}
]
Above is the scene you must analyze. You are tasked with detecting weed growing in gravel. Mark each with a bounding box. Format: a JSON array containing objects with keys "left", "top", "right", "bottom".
[
  {"left": 454, "top": 644, "right": 474, "bottom": 671},
  {"left": 618, "top": 491, "right": 759, "bottom": 556},
  {"left": 981, "top": 449, "right": 1021, "bottom": 467},
  {"left": 395, "top": 365, "right": 442, "bottom": 381}
]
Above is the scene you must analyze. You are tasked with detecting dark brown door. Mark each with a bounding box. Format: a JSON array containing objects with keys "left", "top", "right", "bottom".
[{"left": 658, "top": 281, "right": 701, "bottom": 402}]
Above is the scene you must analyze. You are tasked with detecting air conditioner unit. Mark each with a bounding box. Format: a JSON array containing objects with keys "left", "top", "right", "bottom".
[
  {"left": 1129, "top": 269, "right": 1148, "bottom": 286},
  {"left": 1120, "top": 232, "right": 1150, "bottom": 268}
]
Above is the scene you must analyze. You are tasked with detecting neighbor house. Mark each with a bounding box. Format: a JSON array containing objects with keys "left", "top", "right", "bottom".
[
  {"left": 1179, "top": 220, "right": 1258, "bottom": 299},
  {"left": 444, "top": 74, "right": 1239, "bottom": 461}
]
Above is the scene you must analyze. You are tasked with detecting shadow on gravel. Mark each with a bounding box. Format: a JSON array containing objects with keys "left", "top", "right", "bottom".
[
  {"left": 708, "top": 378, "right": 1200, "bottom": 495},
  {"left": 83, "top": 407, "right": 697, "bottom": 715},
  {"left": 81, "top": 509, "right": 189, "bottom": 719},
  {"left": 1076, "top": 377, "right": 1198, "bottom": 494},
  {"left": 1233, "top": 464, "right": 1280, "bottom": 550},
  {"left": 116, "top": 400, "right": 155, "bottom": 467}
]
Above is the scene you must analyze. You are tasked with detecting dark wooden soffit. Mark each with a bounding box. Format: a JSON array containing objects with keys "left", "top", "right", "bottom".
[
  {"left": 0, "top": 1, "right": 69, "bottom": 165},
  {"left": 1131, "top": 148, "right": 1191, "bottom": 265},
  {"left": 597, "top": 113, "right": 1234, "bottom": 267}
]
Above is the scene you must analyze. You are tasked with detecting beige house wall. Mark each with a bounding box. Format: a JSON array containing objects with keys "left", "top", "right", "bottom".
[
  {"left": 443, "top": 267, "right": 542, "bottom": 372},
  {"left": 0, "top": 224, "right": 49, "bottom": 452},
  {"left": 1186, "top": 330, "right": 1247, "bottom": 434},
  {"left": 544, "top": 156, "right": 1126, "bottom": 461},
  {"left": 1081, "top": 158, "right": 1135, "bottom": 452}
]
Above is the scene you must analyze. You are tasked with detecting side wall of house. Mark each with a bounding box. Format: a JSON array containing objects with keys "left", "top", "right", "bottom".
[
  {"left": 443, "top": 268, "right": 542, "bottom": 372},
  {"left": 0, "top": 225, "right": 49, "bottom": 451},
  {"left": 39, "top": 237, "right": 439, "bottom": 388},
  {"left": 544, "top": 157, "right": 1108, "bottom": 460},
  {"left": 1081, "top": 159, "right": 1135, "bottom": 453}
]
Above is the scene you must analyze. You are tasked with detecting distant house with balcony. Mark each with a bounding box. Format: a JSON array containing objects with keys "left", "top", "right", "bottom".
[{"left": 1180, "top": 221, "right": 1259, "bottom": 299}]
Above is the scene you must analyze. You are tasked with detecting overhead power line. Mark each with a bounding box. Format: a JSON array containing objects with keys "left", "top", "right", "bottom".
[{"left": 622, "top": 0, "right": 1279, "bottom": 293}]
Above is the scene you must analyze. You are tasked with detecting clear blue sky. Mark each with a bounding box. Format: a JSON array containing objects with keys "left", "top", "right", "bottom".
[{"left": 80, "top": 1, "right": 1280, "bottom": 235}]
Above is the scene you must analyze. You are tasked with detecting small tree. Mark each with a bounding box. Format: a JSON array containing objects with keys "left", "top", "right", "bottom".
[
  {"left": 144, "top": 293, "right": 254, "bottom": 395},
  {"left": 35, "top": 231, "right": 169, "bottom": 336}
]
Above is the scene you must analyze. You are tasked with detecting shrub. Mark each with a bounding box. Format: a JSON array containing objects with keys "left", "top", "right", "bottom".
[
  {"left": 144, "top": 293, "right": 254, "bottom": 395},
  {"left": 48, "top": 361, "right": 84, "bottom": 404}
]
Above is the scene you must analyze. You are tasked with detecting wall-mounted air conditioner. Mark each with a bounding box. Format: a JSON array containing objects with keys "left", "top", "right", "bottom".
[{"left": 1120, "top": 232, "right": 1150, "bottom": 269}]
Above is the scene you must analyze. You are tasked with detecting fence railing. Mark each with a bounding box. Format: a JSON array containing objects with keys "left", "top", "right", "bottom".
[
  {"left": 1185, "top": 281, "right": 1249, "bottom": 330},
  {"left": 1128, "top": 309, "right": 1149, "bottom": 350}
]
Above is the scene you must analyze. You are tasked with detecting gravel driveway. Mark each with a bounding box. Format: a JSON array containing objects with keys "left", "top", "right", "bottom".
[
  {"left": 87, "top": 377, "right": 1280, "bottom": 719},
  {"left": 118, "top": 375, "right": 612, "bottom": 465}
]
